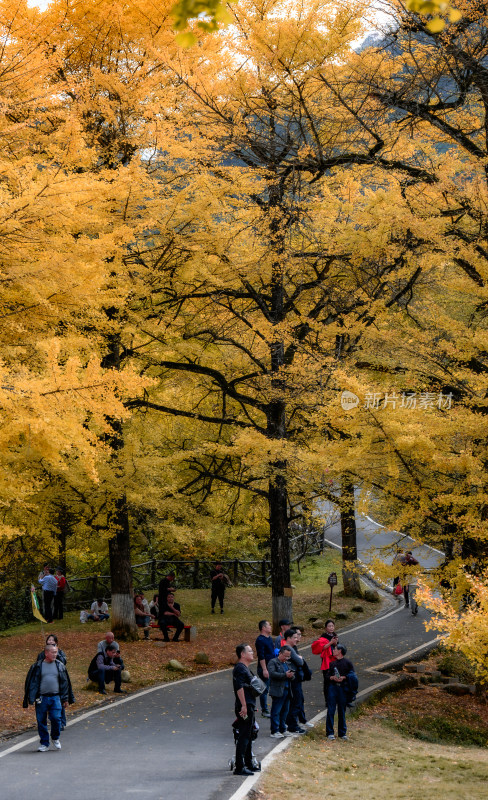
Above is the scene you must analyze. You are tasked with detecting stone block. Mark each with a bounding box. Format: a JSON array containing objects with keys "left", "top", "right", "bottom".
[
  {"left": 167, "top": 659, "right": 186, "bottom": 672},
  {"left": 194, "top": 652, "right": 210, "bottom": 664}
]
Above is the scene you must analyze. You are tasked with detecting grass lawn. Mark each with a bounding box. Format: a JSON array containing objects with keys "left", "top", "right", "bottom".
[
  {"left": 256, "top": 712, "right": 488, "bottom": 800},
  {"left": 0, "top": 550, "right": 384, "bottom": 738}
]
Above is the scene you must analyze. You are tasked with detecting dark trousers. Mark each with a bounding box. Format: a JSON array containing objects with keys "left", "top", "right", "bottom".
[
  {"left": 159, "top": 615, "right": 184, "bottom": 641},
  {"left": 270, "top": 689, "right": 290, "bottom": 734},
  {"left": 326, "top": 683, "right": 347, "bottom": 738},
  {"left": 295, "top": 681, "right": 307, "bottom": 723},
  {"left": 322, "top": 671, "right": 330, "bottom": 706},
  {"left": 89, "top": 668, "right": 122, "bottom": 693},
  {"left": 287, "top": 681, "right": 304, "bottom": 730},
  {"left": 257, "top": 669, "right": 270, "bottom": 712},
  {"left": 53, "top": 593, "right": 64, "bottom": 620},
  {"left": 42, "top": 590, "right": 55, "bottom": 623},
  {"left": 211, "top": 585, "right": 225, "bottom": 610},
  {"left": 36, "top": 695, "right": 62, "bottom": 745},
  {"left": 235, "top": 708, "right": 255, "bottom": 771}
]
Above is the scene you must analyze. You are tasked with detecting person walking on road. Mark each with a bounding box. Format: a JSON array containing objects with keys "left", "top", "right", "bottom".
[
  {"left": 394, "top": 550, "right": 419, "bottom": 608},
  {"left": 326, "top": 644, "right": 355, "bottom": 741},
  {"left": 36, "top": 634, "right": 70, "bottom": 730},
  {"left": 255, "top": 619, "right": 274, "bottom": 718},
  {"left": 232, "top": 643, "right": 259, "bottom": 776},
  {"left": 210, "top": 562, "right": 231, "bottom": 614},
  {"left": 23, "top": 643, "right": 74, "bottom": 751}
]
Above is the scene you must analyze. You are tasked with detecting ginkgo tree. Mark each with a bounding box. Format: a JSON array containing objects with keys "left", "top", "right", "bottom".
[{"left": 115, "top": 0, "right": 463, "bottom": 624}]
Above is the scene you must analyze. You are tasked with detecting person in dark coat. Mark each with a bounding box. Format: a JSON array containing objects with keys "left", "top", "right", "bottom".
[
  {"left": 210, "top": 562, "right": 231, "bottom": 614},
  {"left": 232, "top": 643, "right": 258, "bottom": 776},
  {"left": 23, "top": 643, "right": 74, "bottom": 751},
  {"left": 326, "top": 644, "right": 355, "bottom": 741},
  {"left": 158, "top": 591, "right": 184, "bottom": 642},
  {"left": 267, "top": 646, "right": 295, "bottom": 738},
  {"left": 158, "top": 571, "right": 176, "bottom": 603}
]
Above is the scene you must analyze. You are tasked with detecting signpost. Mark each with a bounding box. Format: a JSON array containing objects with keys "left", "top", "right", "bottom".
[{"left": 327, "top": 572, "right": 338, "bottom": 612}]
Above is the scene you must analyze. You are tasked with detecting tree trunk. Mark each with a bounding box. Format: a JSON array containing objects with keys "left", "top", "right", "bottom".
[
  {"left": 340, "top": 476, "right": 362, "bottom": 597},
  {"left": 269, "top": 469, "right": 292, "bottom": 633},
  {"left": 266, "top": 177, "right": 293, "bottom": 632},
  {"left": 104, "top": 332, "right": 138, "bottom": 640},
  {"left": 108, "top": 494, "right": 138, "bottom": 640}
]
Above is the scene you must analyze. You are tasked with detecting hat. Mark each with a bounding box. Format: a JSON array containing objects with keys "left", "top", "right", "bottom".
[{"left": 278, "top": 618, "right": 293, "bottom": 626}]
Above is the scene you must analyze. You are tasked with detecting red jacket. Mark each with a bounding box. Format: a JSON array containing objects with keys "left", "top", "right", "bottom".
[{"left": 311, "top": 635, "right": 336, "bottom": 671}]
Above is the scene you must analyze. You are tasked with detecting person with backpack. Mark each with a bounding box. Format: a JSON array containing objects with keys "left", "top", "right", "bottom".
[{"left": 326, "top": 644, "right": 355, "bottom": 741}]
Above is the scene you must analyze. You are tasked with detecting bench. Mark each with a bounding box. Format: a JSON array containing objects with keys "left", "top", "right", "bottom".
[{"left": 149, "top": 621, "right": 196, "bottom": 642}]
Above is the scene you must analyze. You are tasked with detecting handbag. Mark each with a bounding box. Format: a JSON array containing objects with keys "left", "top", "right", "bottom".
[
  {"left": 394, "top": 583, "right": 403, "bottom": 596},
  {"left": 249, "top": 674, "right": 267, "bottom": 697}
]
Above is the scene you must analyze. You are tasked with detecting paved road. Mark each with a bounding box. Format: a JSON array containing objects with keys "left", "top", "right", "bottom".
[
  {"left": 0, "top": 597, "right": 437, "bottom": 800},
  {"left": 318, "top": 500, "right": 445, "bottom": 572}
]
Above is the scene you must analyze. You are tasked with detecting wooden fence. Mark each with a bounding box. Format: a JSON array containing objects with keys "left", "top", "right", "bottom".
[{"left": 61, "top": 519, "right": 340, "bottom": 609}]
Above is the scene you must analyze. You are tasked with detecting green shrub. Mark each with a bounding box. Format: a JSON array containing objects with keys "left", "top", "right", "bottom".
[
  {"left": 437, "top": 648, "right": 477, "bottom": 683},
  {"left": 396, "top": 713, "right": 488, "bottom": 748}
]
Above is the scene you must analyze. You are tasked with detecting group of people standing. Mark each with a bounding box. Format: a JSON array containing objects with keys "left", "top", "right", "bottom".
[
  {"left": 232, "top": 617, "right": 357, "bottom": 776},
  {"left": 38, "top": 564, "right": 69, "bottom": 623}
]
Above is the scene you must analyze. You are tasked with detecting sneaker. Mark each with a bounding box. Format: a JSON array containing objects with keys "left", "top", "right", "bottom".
[
  {"left": 282, "top": 731, "right": 296, "bottom": 737},
  {"left": 327, "top": 734, "right": 336, "bottom": 741},
  {"left": 261, "top": 710, "right": 271, "bottom": 718},
  {"left": 292, "top": 729, "right": 307, "bottom": 735},
  {"left": 38, "top": 744, "right": 49, "bottom": 752},
  {"left": 339, "top": 735, "right": 349, "bottom": 741},
  {"left": 270, "top": 732, "right": 284, "bottom": 739},
  {"left": 52, "top": 740, "right": 61, "bottom": 750},
  {"left": 304, "top": 721, "right": 315, "bottom": 728},
  {"left": 211, "top": 609, "right": 215, "bottom": 614}
]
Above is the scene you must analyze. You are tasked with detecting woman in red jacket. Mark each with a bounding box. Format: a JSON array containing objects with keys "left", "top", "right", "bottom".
[{"left": 311, "top": 619, "right": 338, "bottom": 706}]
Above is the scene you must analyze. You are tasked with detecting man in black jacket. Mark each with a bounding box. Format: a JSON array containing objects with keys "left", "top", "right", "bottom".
[
  {"left": 158, "top": 592, "right": 185, "bottom": 642},
  {"left": 232, "top": 643, "right": 258, "bottom": 776},
  {"left": 326, "top": 644, "right": 355, "bottom": 741},
  {"left": 23, "top": 643, "right": 74, "bottom": 752}
]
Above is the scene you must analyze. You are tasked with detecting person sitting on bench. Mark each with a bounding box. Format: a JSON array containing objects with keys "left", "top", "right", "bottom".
[{"left": 158, "top": 592, "right": 184, "bottom": 642}]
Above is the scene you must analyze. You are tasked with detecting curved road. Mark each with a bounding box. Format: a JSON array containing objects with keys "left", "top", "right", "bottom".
[{"left": 0, "top": 596, "right": 438, "bottom": 800}]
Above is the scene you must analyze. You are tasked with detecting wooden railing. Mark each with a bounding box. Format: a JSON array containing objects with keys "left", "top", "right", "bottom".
[{"left": 61, "top": 518, "right": 340, "bottom": 608}]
